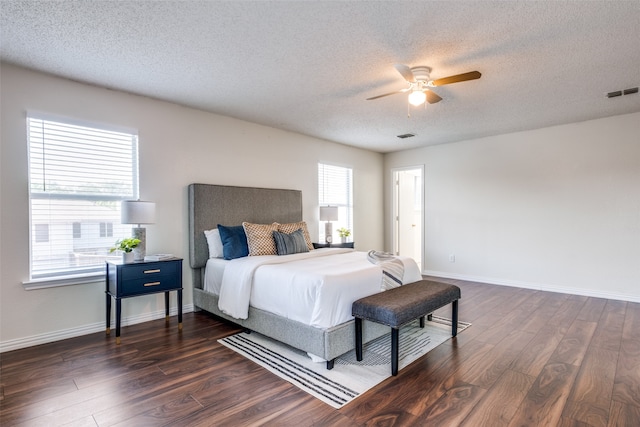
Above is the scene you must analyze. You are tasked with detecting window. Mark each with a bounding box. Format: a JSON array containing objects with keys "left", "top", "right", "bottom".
[
  {"left": 27, "top": 115, "right": 138, "bottom": 281},
  {"left": 99, "top": 222, "right": 113, "bottom": 238},
  {"left": 35, "top": 224, "right": 50, "bottom": 243},
  {"left": 318, "top": 163, "right": 353, "bottom": 242},
  {"left": 72, "top": 222, "right": 81, "bottom": 239}
]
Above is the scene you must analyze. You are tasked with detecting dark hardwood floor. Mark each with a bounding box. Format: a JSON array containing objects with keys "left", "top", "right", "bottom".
[{"left": 1, "top": 278, "right": 639, "bottom": 426}]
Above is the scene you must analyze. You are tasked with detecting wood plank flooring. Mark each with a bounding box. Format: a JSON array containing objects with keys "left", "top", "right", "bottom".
[{"left": 1, "top": 278, "right": 639, "bottom": 426}]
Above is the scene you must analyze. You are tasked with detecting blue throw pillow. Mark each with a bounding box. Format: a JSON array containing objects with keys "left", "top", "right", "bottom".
[
  {"left": 217, "top": 224, "right": 249, "bottom": 260},
  {"left": 273, "top": 228, "right": 310, "bottom": 256}
]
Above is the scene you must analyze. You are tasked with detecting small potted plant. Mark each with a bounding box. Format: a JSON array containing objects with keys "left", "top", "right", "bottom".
[
  {"left": 110, "top": 237, "right": 141, "bottom": 263},
  {"left": 337, "top": 227, "right": 351, "bottom": 243}
]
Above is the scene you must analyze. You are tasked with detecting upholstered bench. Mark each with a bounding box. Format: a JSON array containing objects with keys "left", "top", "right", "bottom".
[{"left": 352, "top": 279, "right": 461, "bottom": 376}]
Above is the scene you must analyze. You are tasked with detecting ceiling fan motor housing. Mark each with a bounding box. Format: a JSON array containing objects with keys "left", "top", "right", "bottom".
[{"left": 410, "top": 66, "right": 432, "bottom": 84}]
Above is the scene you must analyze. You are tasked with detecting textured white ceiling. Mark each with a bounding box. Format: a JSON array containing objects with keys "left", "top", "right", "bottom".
[{"left": 1, "top": 1, "right": 639, "bottom": 153}]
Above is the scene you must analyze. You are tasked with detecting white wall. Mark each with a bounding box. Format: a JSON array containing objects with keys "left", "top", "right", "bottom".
[
  {"left": 0, "top": 63, "right": 384, "bottom": 350},
  {"left": 385, "top": 112, "right": 640, "bottom": 301}
]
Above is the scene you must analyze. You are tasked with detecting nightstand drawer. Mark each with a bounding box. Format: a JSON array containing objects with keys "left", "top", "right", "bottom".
[
  {"left": 120, "top": 275, "right": 178, "bottom": 296},
  {"left": 121, "top": 261, "right": 179, "bottom": 281}
]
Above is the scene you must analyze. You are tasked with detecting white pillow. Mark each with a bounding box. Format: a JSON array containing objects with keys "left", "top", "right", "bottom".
[{"left": 204, "top": 228, "right": 224, "bottom": 258}]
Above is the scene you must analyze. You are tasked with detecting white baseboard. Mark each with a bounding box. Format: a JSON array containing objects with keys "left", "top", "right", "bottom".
[
  {"left": 0, "top": 304, "right": 195, "bottom": 353},
  {"left": 423, "top": 270, "right": 640, "bottom": 303}
]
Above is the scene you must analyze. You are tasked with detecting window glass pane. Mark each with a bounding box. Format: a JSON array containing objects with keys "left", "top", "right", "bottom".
[
  {"left": 28, "top": 116, "right": 137, "bottom": 279},
  {"left": 28, "top": 119, "right": 135, "bottom": 197}
]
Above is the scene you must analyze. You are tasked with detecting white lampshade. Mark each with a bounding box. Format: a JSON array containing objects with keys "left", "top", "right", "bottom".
[
  {"left": 408, "top": 90, "right": 427, "bottom": 106},
  {"left": 121, "top": 200, "right": 155, "bottom": 262},
  {"left": 121, "top": 200, "right": 156, "bottom": 225},
  {"left": 319, "top": 206, "right": 338, "bottom": 222}
]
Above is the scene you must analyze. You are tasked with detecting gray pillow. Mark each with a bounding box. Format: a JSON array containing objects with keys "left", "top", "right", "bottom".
[{"left": 273, "top": 229, "right": 310, "bottom": 256}]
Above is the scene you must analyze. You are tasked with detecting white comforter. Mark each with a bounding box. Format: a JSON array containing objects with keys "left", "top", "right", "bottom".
[{"left": 217, "top": 248, "right": 422, "bottom": 329}]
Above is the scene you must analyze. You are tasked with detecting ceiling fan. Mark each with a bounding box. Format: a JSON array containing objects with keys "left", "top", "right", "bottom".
[{"left": 367, "top": 64, "right": 481, "bottom": 107}]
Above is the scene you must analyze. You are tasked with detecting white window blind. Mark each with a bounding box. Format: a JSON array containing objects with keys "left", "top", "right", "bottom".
[
  {"left": 27, "top": 115, "right": 139, "bottom": 280},
  {"left": 318, "top": 163, "right": 353, "bottom": 242}
]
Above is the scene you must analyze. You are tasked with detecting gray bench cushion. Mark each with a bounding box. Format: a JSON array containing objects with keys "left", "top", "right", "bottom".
[{"left": 352, "top": 280, "right": 461, "bottom": 328}]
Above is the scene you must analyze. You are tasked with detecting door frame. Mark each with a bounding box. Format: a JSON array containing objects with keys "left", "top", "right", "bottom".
[{"left": 391, "top": 165, "right": 425, "bottom": 271}]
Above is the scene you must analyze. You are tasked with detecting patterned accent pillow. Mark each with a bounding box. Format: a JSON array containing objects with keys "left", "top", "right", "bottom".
[
  {"left": 242, "top": 222, "right": 279, "bottom": 256},
  {"left": 273, "top": 229, "right": 310, "bottom": 255},
  {"left": 278, "top": 221, "right": 314, "bottom": 250}
]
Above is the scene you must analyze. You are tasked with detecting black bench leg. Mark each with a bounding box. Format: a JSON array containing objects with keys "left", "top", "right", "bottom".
[
  {"left": 355, "top": 317, "right": 363, "bottom": 361},
  {"left": 391, "top": 328, "right": 399, "bottom": 376},
  {"left": 452, "top": 300, "right": 458, "bottom": 337},
  {"left": 427, "top": 313, "right": 433, "bottom": 321},
  {"left": 419, "top": 316, "right": 425, "bottom": 328},
  {"left": 326, "top": 359, "right": 334, "bottom": 370}
]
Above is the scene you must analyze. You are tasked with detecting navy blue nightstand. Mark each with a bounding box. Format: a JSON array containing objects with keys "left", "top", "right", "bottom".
[
  {"left": 106, "top": 258, "right": 183, "bottom": 344},
  {"left": 313, "top": 242, "right": 354, "bottom": 249}
]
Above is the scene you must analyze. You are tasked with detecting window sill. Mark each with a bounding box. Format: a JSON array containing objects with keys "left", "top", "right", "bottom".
[{"left": 22, "top": 272, "right": 104, "bottom": 290}]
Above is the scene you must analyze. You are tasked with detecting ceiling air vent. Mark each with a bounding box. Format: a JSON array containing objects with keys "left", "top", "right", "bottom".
[
  {"left": 397, "top": 133, "right": 415, "bottom": 139},
  {"left": 607, "top": 87, "right": 638, "bottom": 98}
]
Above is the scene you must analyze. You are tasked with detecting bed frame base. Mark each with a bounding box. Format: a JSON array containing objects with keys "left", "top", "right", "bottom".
[{"left": 194, "top": 288, "right": 390, "bottom": 363}]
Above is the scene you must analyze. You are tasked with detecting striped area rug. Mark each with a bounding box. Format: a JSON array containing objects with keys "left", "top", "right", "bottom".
[{"left": 218, "top": 316, "right": 470, "bottom": 408}]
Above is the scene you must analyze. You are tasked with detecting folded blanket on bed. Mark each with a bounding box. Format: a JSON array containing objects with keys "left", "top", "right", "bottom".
[{"left": 367, "top": 250, "right": 405, "bottom": 291}]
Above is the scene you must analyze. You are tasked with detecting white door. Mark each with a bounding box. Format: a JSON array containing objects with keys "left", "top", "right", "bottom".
[{"left": 393, "top": 167, "right": 423, "bottom": 270}]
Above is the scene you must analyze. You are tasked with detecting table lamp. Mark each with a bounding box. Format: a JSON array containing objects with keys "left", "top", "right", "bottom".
[
  {"left": 121, "top": 200, "right": 156, "bottom": 261},
  {"left": 319, "top": 206, "right": 338, "bottom": 243}
]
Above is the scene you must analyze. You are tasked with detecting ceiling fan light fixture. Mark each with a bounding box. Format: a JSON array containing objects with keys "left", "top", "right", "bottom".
[
  {"left": 367, "top": 64, "right": 481, "bottom": 111},
  {"left": 408, "top": 90, "right": 426, "bottom": 106}
]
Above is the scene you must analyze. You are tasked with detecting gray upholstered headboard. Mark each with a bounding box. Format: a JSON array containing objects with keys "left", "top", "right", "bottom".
[{"left": 188, "top": 183, "right": 303, "bottom": 275}]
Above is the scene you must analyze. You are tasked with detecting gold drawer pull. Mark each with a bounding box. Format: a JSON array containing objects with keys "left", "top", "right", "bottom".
[
  {"left": 144, "top": 282, "right": 161, "bottom": 287},
  {"left": 144, "top": 269, "right": 161, "bottom": 274}
]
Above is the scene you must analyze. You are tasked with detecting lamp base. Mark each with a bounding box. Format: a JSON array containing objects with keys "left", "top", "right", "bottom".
[
  {"left": 132, "top": 227, "right": 146, "bottom": 261},
  {"left": 324, "top": 222, "right": 333, "bottom": 244}
]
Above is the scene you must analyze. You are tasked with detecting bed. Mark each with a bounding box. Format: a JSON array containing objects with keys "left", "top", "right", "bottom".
[{"left": 188, "top": 183, "right": 420, "bottom": 368}]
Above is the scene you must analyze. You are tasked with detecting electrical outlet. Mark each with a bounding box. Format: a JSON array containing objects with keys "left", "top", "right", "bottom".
[{"left": 449, "top": 254, "right": 455, "bottom": 263}]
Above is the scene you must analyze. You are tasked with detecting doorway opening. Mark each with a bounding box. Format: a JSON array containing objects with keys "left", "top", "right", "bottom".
[{"left": 392, "top": 166, "right": 424, "bottom": 270}]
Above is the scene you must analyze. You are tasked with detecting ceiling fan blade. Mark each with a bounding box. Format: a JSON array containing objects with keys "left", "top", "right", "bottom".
[
  {"left": 366, "top": 88, "right": 409, "bottom": 100},
  {"left": 425, "top": 90, "right": 442, "bottom": 104},
  {"left": 394, "top": 64, "right": 416, "bottom": 82},
  {"left": 431, "top": 71, "right": 481, "bottom": 86}
]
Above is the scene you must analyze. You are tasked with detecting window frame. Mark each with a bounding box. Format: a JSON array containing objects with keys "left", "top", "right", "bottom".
[
  {"left": 318, "top": 162, "right": 353, "bottom": 243},
  {"left": 24, "top": 113, "right": 139, "bottom": 289}
]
